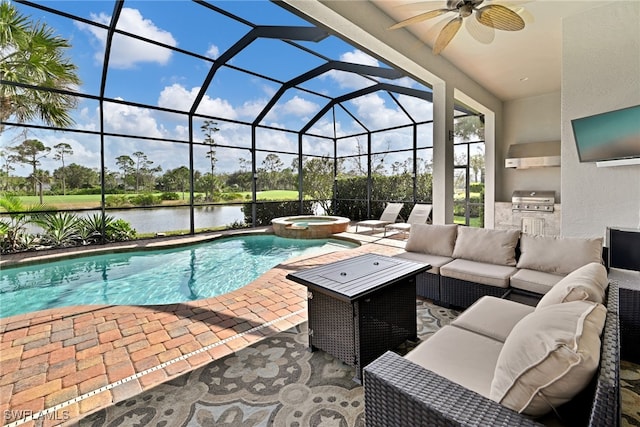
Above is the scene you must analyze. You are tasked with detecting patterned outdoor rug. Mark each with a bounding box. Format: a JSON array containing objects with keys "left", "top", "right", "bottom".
[
  {"left": 78, "top": 299, "right": 640, "bottom": 427},
  {"left": 622, "top": 360, "right": 640, "bottom": 426},
  {"left": 77, "top": 299, "right": 457, "bottom": 427}
]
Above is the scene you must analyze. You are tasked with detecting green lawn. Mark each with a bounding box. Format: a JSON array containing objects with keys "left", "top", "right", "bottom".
[
  {"left": 454, "top": 216, "right": 483, "bottom": 227},
  {"left": 9, "top": 194, "right": 102, "bottom": 209},
  {"left": 245, "top": 190, "right": 299, "bottom": 200},
  {"left": 5, "top": 190, "right": 299, "bottom": 210}
]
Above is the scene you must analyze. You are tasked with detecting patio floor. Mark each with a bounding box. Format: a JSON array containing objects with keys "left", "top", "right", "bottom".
[{"left": 0, "top": 226, "right": 406, "bottom": 426}]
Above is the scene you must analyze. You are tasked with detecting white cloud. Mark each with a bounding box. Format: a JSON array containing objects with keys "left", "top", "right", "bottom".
[
  {"left": 340, "top": 50, "right": 379, "bottom": 67},
  {"left": 51, "top": 138, "right": 99, "bottom": 170},
  {"left": 253, "top": 95, "right": 320, "bottom": 125},
  {"left": 324, "top": 49, "right": 381, "bottom": 90},
  {"left": 157, "top": 84, "right": 237, "bottom": 119},
  {"left": 260, "top": 83, "right": 277, "bottom": 98},
  {"left": 103, "top": 98, "right": 164, "bottom": 138},
  {"left": 396, "top": 94, "right": 434, "bottom": 122},
  {"left": 281, "top": 96, "right": 319, "bottom": 117},
  {"left": 349, "top": 93, "right": 409, "bottom": 130},
  {"left": 322, "top": 121, "right": 342, "bottom": 139},
  {"left": 255, "top": 126, "right": 297, "bottom": 152},
  {"left": 80, "top": 8, "right": 176, "bottom": 69},
  {"left": 173, "top": 125, "right": 189, "bottom": 141},
  {"left": 206, "top": 44, "right": 220, "bottom": 59},
  {"left": 237, "top": 99, "right": 269, "bottom": 120}
]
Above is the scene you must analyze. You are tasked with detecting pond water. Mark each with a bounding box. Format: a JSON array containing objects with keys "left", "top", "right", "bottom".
[
  {"left": 108, "top": 205, "right": 245, "bottom": 234},
  {"left": 22, "top": 205, "right": 246, "bottom": 235}
]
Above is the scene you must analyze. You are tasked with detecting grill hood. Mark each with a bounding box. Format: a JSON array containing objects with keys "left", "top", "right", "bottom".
[{"left": 505, "top": 141, "right": 561, "bottom": 169}]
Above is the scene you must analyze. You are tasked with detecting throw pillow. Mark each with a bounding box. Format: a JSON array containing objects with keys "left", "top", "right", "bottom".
[
  {"left": 451, "top": 227, "right": 520, "bottom": 266},
  {"left": 490, "top": 300, "right": 607, "bottom": 417},
  {"left": 405, "top": 224, "right": 458, "bottom": 257},
  {"left": 536, "top": 262, "right": 608, "bottom": 309},
  {"left": 517, "top": 234, "right": 603, "bottom": 275}
]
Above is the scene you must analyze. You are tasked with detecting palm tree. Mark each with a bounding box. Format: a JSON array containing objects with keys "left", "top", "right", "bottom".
[
  {"left": 115, "top": 155, "right": 134, "bottom": 193},
  {"left": 0, "top": 1, "right": 81, "bottom": 133},
  {"left": 201, "top": 120, "right": 219, "bottom": 200},
  {"left": 53, "top": 142, "right": 73, "bottom": 194}
]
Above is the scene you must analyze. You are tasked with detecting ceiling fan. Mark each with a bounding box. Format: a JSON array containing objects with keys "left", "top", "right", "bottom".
[{"left": 388, "top": 0, "right": 526, "bottom": 55}]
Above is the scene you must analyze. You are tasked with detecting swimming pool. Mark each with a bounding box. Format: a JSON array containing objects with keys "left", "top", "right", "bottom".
[{"left": 0, "top": 235, "right": 357, "bottom": 318}]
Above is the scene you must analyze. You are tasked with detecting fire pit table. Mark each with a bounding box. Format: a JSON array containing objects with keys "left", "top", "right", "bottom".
[{"left": 286, "top": 253, "right": 431, "bottom": 382}]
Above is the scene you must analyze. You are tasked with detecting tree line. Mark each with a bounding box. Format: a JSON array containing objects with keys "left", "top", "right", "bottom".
[
  {"left": 0, "top": 134, "right": 441, "bottom": 205},
  {"left": 0, "top": 139, "right": 296, "bottom": 199}
]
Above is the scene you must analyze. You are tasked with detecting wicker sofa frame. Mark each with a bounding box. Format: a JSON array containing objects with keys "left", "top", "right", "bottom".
[
  {"left": 416, "top": 271, "right": 440, "bottom": 301},
  {"left": 410, "top": 250, "right": 607, "bottom": 310},
  {"left": 439, "top": 275, "right": 508, "bottom": 308},
  {"left": 363, "top": 283, "right": 620, "bottom": 427},
  {"left": 396, "top": 226, "right": 607, "bottom": 309}
]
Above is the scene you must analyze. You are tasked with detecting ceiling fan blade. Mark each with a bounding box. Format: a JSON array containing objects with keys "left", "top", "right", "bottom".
[
  {"left": 465, "top": 14, "right": 495, "bottom": 44},
  {"left": 475, "top": 4, "right": 525, "bottom": 31},
  {"left": 389, "top": 9, "right": 452, "bottom": 30},
  {"left": 433, "top": 16, "right": 463, "bottom": 55}
]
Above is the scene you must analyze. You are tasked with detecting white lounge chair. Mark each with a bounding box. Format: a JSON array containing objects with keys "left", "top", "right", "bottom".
[
  {"left": 384, "top": 203, "right": 432, "bottom": 237},
  {"left": 355, "top": 202, "right": 404, "bottom": 233}
]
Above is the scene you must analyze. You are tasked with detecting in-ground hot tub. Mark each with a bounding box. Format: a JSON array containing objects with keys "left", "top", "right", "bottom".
[{"left": 271, "top": 215, "right": 350, "bottom": 239}]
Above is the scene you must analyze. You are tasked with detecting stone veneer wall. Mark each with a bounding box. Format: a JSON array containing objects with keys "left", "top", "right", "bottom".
[{"left": 494, "top": 202, "right": 561, "bottom": 236}]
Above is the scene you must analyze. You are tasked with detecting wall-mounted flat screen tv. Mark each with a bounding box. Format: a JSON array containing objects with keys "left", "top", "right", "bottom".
[{"left": 571, "top": 105, "right": 640, "bottom": 162}]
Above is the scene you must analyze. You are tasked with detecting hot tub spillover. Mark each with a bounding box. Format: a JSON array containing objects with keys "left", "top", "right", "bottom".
[{"left": 271, "top": 215, "right": 350, "bottom": 239}]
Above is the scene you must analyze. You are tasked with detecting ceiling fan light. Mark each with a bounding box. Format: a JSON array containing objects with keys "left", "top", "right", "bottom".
[{"left": 459, "top": 4, "right": 473, "bottom": 18}]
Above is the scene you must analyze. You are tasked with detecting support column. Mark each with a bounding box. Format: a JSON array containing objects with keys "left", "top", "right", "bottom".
[{"left": 432, "top": 81, "right": 455, "bottom": 224}]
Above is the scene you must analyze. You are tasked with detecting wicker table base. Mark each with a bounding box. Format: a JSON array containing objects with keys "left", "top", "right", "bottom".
[
  {"left": 286, "top": 253, "right": 430, "bottom": 382},
  {"left": 308, "top": 278, "right": 417, "bottom": 382}
]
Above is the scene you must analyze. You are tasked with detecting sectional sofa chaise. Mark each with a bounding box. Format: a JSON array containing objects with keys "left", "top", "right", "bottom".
[
  {"left": 393, "top": 224, "right": 604, "bottom": 309},
  {"left": 364, "top": 262, "right": 619, "bottom": 426}
]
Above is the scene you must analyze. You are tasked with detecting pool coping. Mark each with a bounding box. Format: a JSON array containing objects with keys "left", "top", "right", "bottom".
[
  {"left": 0, "top": 227, "right": 362, "bottom": 269},
  {"left": 0, "top": 226, "right": 406, "bottom": 426}
]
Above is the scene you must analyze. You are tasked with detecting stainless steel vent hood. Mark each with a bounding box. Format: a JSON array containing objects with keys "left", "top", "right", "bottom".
[{"left": 505, "top": 141, "right": 561, "bottom": 169}]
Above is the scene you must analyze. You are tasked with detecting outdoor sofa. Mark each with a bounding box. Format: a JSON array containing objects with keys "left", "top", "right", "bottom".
[
  {"left": 394, "top": 224, "right": 604, "bottom": 309},
  {"left": 364, "top": 262, "right": 620, "bottom": 426}
]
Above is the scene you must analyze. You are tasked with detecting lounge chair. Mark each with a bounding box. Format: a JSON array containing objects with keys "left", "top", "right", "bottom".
[
  {"left": 384, "top": 203, "right": 432, "bottom": 237},
  {"left": 355, "top": 202, "right": 404, "bottom": 233}
]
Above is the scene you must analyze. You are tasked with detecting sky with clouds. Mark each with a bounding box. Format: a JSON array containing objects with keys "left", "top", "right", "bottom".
[{"left": 2, "top": 1, "right": 437, "bottom": 178}]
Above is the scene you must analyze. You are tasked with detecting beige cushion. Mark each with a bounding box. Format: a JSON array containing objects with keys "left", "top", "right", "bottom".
[
  {"left": 516, "top": 234, "right": 603, "bottom": 275},
  {"left": 536, "top": 262, "right": 609, "bottom": 309},
  {"left": 405, "top": 224, "right": 458, "bottom": 257},
  {"left": 510, "top": 269, "right": 565, "bottom": 295},
  {"left": 451, "top": 296, "right": 534, "bottom": 342},
  {"left": 440, "top": 259, "right": 517, "bottom": 288},
  {"left": 490, "top": 301, "right": 607, "bottom": 416},
  {"left": 393, "top": 251, "right": 453, "bottom": 275},
  {"left": 406, "top": 325, "right": 503, "bottom": 398},
  {"left": 452, "top": 227, "right": 520, "bottom": 266}
]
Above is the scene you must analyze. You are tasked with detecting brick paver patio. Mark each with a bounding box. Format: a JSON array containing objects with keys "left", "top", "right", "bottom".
[{"left": 0, "top": 229, "right": 404, "bottom": 426}]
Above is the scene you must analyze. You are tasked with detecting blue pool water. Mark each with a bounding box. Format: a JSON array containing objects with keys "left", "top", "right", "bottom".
[{"left": 0, "top": 235, "right": 356, "bottom": 318}]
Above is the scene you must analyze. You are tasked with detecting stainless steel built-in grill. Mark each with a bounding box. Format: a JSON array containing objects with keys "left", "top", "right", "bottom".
[{"left": 512, "top": 190, "right": 555, "bottom": 212}]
